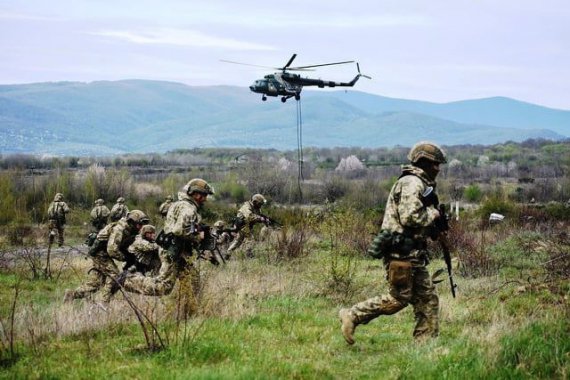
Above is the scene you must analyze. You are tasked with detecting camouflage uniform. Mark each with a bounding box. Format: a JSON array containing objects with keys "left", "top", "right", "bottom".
[
  {"left": 120, "top": 181, "right": 212, "bottom": 310},
  {"left": 340, "top": 142, "right": 446, "bottom": 343},
  {"left": 110, "top": 197, "right": 129, "bottom": 222},
  {"left": 90, "top": 199, "right": 110, "bottom": 232},
  {"left": 127, "top": 227, "right": 161, "bottom": 275},
  {"left": 159, "top": 196, "right": 173, "bottom": 219},
  {"left": 47, "top": 193, "right": 70, "bottom": 246},
  {"left": 227, "top": 195, "right": 268, "bottom": 255},
  {"left": 66, "top": 212, "right": 147, "bottom": 302}
]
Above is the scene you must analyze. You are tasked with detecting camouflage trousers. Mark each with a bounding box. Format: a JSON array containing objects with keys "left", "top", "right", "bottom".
[
  {"left": 48, "top": 220, "right": 65, "bottom": 246},
  {"left": 122, "top": 252, "right": 201, "bottom": 316},
  {"left": 69, "top": 254, "right": 120, "bottom": 303},
  {"left": 227, "top": 226, "right": 267, "bottom": 254},
  {"left": 348, "top": 255, "right": 439, "bottom": 339}
]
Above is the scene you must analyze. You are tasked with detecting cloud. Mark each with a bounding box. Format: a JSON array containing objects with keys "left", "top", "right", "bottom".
[
  {"left": 89, "top": 28, "right": 277, "bottom": 51},
  {"left": 0, "top": 11, "right": 64, "bottom": 21}
]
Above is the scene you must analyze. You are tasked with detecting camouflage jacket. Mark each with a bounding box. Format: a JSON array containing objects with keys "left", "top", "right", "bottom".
[
  {"left": 90, "top": 205, "right": 110, "bottom": 223},
  {"left": 236, "top": 201, "right": 264, "bottom": 231},
  {"left": 128, "top": 234, "right": 160, "bottom": 266},
  {"left": 381, "top": 165, "right": 439, "bottom": 241},
  {"left": 163, "top": 192, "right": 203, "bottom": 246},
  {"left": 47, "top": 201, "right": 70, "bottom": 223},
  {"left": 159, "top": 201, "right": 172, "bottom": 218},
  {"left": 110, "top": 203, "right": 129, "bottom": 222},
  {"left": 104, "top": 218, "right": 138, "bottom": 261}
]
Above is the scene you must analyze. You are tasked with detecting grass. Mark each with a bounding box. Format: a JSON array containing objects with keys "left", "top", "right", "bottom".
[{"left": 0, "top": 228, "right": 568, "bottom": 379}]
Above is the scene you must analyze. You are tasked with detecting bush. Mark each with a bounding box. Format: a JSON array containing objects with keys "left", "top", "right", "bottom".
[{"left": 463, "top": 184, "right": 483, "bottom": 202}]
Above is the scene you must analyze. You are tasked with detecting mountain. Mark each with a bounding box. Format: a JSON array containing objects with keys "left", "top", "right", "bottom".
[{"left": 0, "top": 80, "right": 567, "bottom": 155}]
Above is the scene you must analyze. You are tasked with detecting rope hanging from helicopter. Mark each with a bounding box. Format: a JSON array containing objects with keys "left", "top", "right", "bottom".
[{"left": 296, "top": 97, "right": 304, "bottom": 201}]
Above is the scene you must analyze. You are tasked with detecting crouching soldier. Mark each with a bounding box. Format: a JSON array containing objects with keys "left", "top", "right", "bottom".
[
  {"left": 64, "top": 210, "right": 149, "bottom": 303},
  {"left": 115, "top": 179, "right": 213, "bottom": 315},
  {"left": 226, "top": 194, "right": 269, "bottom": 258},
  {"left": 126, "top": 224, "right": 161, "bottom": 275}
]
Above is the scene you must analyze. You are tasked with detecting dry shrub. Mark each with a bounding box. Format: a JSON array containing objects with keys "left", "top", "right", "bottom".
[{"left": 270, "top": 227, "right": 308, "bottom": 261}]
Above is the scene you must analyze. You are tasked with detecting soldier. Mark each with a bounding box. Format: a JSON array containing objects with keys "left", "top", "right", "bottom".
[
  {"left": 110, "top": 197, "right": 129, "bottom": 222},
  {"left": 339, "top": 141, "right": 447, "bottom": 344},
  {"left": 159, "top": 195, "right": 173, "bottom": 219},
  {"left": 212, "top": 220, "right": 232, "bottom": 248},
  {"left": 126, "top": 224, "right": 161, "bottom": 275},
  {"left": 47, "top": 193, "right": 70, "bottom": 247},
  {"left": 90, "top": 199, "right": 110, "bottom": 232},
  {"left": 117, "top": 179, "right": 214, "bottom": 312},
  {"left": 64, "top": 210, "right": 149, "bottom": 303},
  {"left": 226, "top": 194, "right": 269, "bottom": 258}
]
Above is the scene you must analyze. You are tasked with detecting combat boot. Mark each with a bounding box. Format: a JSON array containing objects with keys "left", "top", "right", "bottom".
[{"left": 339, "top": 308, "right": 357, "bottom": 345}]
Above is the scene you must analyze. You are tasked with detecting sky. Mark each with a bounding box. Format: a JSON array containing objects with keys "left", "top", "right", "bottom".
[{"left": 1, "top": 0, "right": 569, "bottom": 110}]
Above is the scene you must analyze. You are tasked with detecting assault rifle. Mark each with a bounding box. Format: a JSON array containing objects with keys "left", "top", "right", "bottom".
[
  {"left": 422, "top": 187, "right": 457, "bottom": 298},
  {"left": 260, "top": 214, "right": 282, "bottom": 228}
]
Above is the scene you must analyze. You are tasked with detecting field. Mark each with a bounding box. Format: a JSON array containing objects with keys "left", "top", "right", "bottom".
[{"left": 0, "top": 141, "right": 569, "bottom": 379}]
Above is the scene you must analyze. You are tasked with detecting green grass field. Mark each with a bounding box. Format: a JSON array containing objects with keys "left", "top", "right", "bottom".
[{"left": 0, "top": 226, "right": 568, "bottom": 379}]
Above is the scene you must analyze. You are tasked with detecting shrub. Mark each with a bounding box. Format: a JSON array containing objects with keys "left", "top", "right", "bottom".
[{"left": 463, "top": 184, "right": 483, "bottom": 202}]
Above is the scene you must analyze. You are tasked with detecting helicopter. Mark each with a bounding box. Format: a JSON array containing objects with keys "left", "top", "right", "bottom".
[{"left": 221, "top": 54, "right": 371, "bottom": 102}]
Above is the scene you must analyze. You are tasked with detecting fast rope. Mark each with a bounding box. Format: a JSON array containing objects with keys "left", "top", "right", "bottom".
[{"left": 296, "top": 98, "right": 304, "bottom": 201}]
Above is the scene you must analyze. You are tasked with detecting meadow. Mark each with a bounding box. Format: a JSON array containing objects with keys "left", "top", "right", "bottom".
[{"left": 0, "top": 141, "right": 568, "bottom": 379}]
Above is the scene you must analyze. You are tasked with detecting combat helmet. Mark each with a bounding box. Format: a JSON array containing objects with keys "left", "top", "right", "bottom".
[
  {"left": 54, "top": 193, "right": 64, "bottom": 201},
  {"left": 117, "top": 197, "right": 125, "bottom": 204},
  {"left": 251, "top": 193, "right": 266, "bottom": 206},
  {"left": 140, "top": 224, "right": 156, "bottom": 235},
  {"left": 95, "top": 198, "right": 104, "bottom": 206},
  {"left": 165, "top": 195, "right": 173, "bottom": 201},
  {"left": 126, "top": 210, "right": 149, "bottom": 225},
  {"left": 214, "top": 220, "right": 225, "bottom": 229},
  {"left": 184, "top": 178, "right": 214, "bottom": 195},
  {"left": 408, "top": 141, "right": 447, "bottom": 164}
]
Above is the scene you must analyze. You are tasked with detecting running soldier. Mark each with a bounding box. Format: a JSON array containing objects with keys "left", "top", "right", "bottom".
[
  {"left": 339, "top": 141, "right": 447, "bottom": 344},
  {"left": 117, "top": 179, "right": 214, "bottom": 315},
  {"left": 90, "top": 199, "right": 110, "bottom": 232},
  {"left": 47, "top": 193, "right": 70, "bottom": 247},
  {"left": 110, "top": 197, "right": 129, "bottom": 222},
  {"left": 226, "top": 194, "right": 269, "bottom": 258}
]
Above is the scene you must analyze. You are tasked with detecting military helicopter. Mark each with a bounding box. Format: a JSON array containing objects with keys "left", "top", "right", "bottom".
[{"left": 221, "top": 54, "right": 371, "bottom": 102}]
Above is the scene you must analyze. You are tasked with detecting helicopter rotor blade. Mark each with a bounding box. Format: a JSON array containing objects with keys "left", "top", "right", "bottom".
[
  {"left": 283, "top": 54, "right": 297, "bottom": 69},
  {"left": 289, "top": 60, "right": 355, "bottom": 70},
  {"left": 357, "top": 62, "right": 372, "bottom": 79},
  {"left": 220, "top": 60, "right": 280, "bottom": 70}
]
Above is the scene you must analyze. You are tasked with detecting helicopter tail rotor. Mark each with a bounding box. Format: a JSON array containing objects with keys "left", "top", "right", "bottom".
[{"left": 357, "top": 63, "right": 372, "bottom": 80}]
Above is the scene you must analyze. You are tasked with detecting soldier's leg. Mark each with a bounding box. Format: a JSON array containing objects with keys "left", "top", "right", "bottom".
[
  {"left": 58, "top": 225, "right": 65, "bottom": 246},
  {"left": 226, "top": 232, "right": 245, "bottom": 257},
  {"left": 65, "top": 257, "right": 107, "bottom": 301},
  {"left": 340, "top": 260, "right": 413, "bottom": 344},
  {"left": 97, "top": 257, "right": 121, "bottom": 303},
  {"left": 48, "top": 221, "right": 57, "bottom": 245},
  {"left": 121, "top": 255, "right": 180, "bottom": 296},
  {"left": 410, "top": 265, "right": 439, "bottom": 339},
  {"left": 176, "top": 262, "right": 201, "bottom": 317}
]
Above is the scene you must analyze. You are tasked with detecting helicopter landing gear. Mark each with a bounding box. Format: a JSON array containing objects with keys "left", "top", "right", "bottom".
[
  {"left": 262, "top": 95, "right": 267, "bottom": 101},
  {"left": 281, "top": 97, "right": 287, "bottom": 103},
  {"left": 294, "top": 93, "right": 301, "bottom": 101}
]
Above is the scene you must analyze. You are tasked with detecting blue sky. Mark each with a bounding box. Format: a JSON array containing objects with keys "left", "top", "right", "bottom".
[{"left": 1, "top": 0, "right": 569, "bottom": 109}]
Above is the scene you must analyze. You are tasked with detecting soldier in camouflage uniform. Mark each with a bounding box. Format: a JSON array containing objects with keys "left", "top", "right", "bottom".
[
  {"left": 159, "top": 195, "right": 173, "bottom": 219},
  {"left": 110, "top": 197, "right": 129, "bottom": 222},
  {"left": 226, "top": 194, "right": 269, "bottom": 257},
  {"left": 47, "top": 193, "right": 70, "bottom": 247},
  {"left": 339, "top": 141, "right": 447, "bottom": 344},
  {"left": 64, "top": 210, "right": 149, "bottom": 303},
  {"left": 118, "top": 179, "right": 213, "bottom": 310},
  {"left": 90, "top": 199, "right": 111, "bottom": 232},
  {"left": 126, "top": 224, "right": 161, "bottom": 275}
]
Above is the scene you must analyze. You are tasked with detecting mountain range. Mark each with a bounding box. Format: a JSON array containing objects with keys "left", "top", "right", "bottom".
[{"left": 0, "top": 80, "right": 568, "bottom": 155}]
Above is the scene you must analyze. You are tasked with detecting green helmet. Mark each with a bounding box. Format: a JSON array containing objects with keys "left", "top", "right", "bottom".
[
  {"left": 126, "top": 210, "right": 149, "bottom": 225},
  {"left": 54, "top": 193, "right": 64, "bottom": 201},
  {"left": 117, "top": 197, "right": 125, "bottom": 204},
  {"left": 184, "top": 178, "right": 214, "bottom": 195},
  {"left": 251, "top": 193, "right": 266, "bottom": 206},
  {"left": 165, "top": 195, "right": 173, "bottom": 201},
  {"left": 408, "top": 141, "right": 447, "bottom": 164},
  {"left": 95, "top": 198, "right": 104, "bottom": 206}
]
